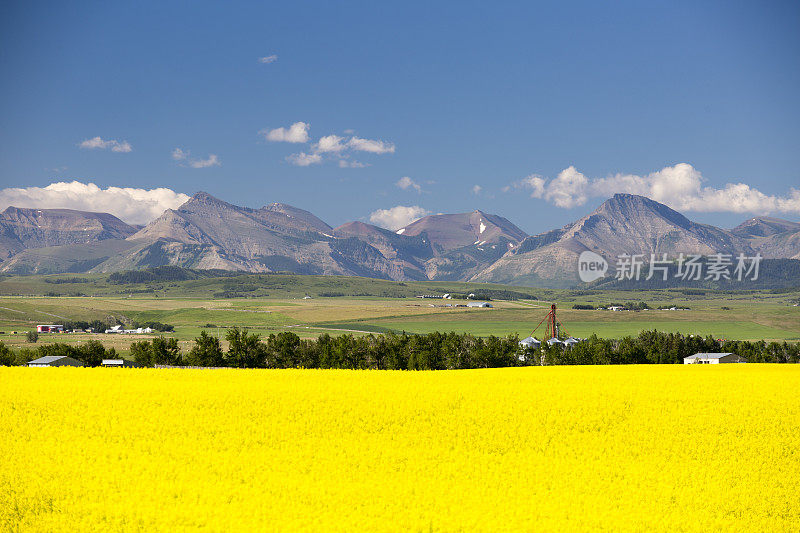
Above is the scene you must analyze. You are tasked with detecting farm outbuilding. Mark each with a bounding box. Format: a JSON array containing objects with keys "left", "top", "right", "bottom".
[
  {"left": 27, "top": 356, "right": 84, "bottom": 367},
  {"left": 37, "top": 325, "right": 64, "bottom": 333},
  {"left": 683, "top": 353, "right": 747, "bottom": 364},
  {"left": 519, "top": 336, "right": 541, "bottom": 348},
  {"left": 466, "top": 302, "right": 493, "bottom": 308},
  {"left": 101, "top": 359, "right": 144, "bottom": 368}
]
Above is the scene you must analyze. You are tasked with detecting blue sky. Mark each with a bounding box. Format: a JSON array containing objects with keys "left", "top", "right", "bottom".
[{"left": 1, "top": 0, "right": 798, "bottom": 231}]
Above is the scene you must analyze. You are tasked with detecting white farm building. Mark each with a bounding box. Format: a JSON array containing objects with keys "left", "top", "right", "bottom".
[
  {"left": 683, "top": 353, "right": 747, "bottom": 364},
  {"left": 27, "top": 355, "right": 84, "bottom": 367},
  {"left": 102, "top": 359, "right": 144, "bottom": 368}
]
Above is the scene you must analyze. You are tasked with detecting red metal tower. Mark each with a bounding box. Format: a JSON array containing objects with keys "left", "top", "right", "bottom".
[
  {"left": 530, "top": 304, "right": 566, "bottom": 340},
  {"left": 546, "top": 304, "right": 558, "bottom": 339}
]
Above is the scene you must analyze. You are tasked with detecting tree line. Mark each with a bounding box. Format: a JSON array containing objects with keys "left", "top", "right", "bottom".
[{"left": 2, "top": 328, "right": 798, "bottom": 368}]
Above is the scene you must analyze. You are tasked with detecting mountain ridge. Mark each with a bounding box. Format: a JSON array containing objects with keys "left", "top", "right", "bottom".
[
  {"left": 0, "top": 206, "right": 137, "bottom": 260},
  {"left": 1, "top": 192, "right": 798, "bottom": 286},
  {"left": 472, "top": 194, "right": 765, "bottom": 287}
]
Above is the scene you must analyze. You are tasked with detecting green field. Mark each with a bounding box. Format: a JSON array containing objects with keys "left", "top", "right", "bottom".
[
  {"left": 361, "top": 319, "right": 798, "bottom": 340},
  {"left": 0, "top": 271, "right": 797, "bottom": 356}
]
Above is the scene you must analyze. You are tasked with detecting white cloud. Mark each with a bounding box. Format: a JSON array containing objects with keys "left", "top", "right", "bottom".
[
  {"left": 286, "top": 152, "right": 322, "bottom": 166},
  {"left": 369, "top": 205, "right": 431, "bottom": 230},
  {"left": 396, "top": 176, "right": 421, "bottom": 193},
  {"left": 0, "top": 181, "right": 190, "bottom": 225},
  {"left": 347, "top": 136, "right": 395, "bottom": 154},
  {"left": 508, "top": 174, "right": 546, "bottom": 197},
  {"left": 188, "top": 154, "right": 220, "bottom": 168},
  {"left": 314, "top": 134, "right": 347, "bottom": 153},
  {"left": 260, "top": 124, "right": 395, "bottom": 167},
  {"left": 79, "top": 137, "right": 132, "bottom": 153},
  {"left": 472, "top": 185, "right": 482, "bottom": 195},
  {"left": 258, "top": 54, "right": 278, "bottom": 64},
  {"left": 545, "top": 166, "right": 589, "bottom": 208},
  {"left": 261, "top": 122, "right": 310, "bottom": 143},
  {"left": 338, "top": 159, "right": 368, "bottom": 168},
  {"left": 172, "top": 148, "right": 221, "bottom": 169},
  {"left": 510, "top": 163, "right": 800, "bottom": 215}
]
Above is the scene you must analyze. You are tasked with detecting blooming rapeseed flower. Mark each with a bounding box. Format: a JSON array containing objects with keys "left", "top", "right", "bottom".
[{"left": 1, "top": 365, "right": 798, "bottom": 531}]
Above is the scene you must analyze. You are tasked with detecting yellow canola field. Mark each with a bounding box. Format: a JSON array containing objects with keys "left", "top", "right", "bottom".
[{"left": 2, "top": 365, "right": 800, "bottom": 532}]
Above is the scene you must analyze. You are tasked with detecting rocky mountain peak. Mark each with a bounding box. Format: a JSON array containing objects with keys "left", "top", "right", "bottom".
[
  {"left": 260, "top": 203, "right": 333, "bottom": 233},
  {"left": 731, "top": 216, "right": 800, "bottom": 238},
  {"left": 399, "top": 211, "right": 527, "bottom": 252},
  {"left": 182, "top": 191, "right": 234, "bottom": 210}
]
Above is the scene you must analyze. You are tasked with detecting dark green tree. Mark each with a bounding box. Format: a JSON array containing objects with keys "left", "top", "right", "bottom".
[
  {"left": 264, "top": 331, "right": 301, "bottom": 368},
  {"left": 225, "top": 327, "right": 263, "bottom": 368},
  {"left": 187, "top": 331, "right": 225, "bottom": 367},
  {"left": 151, "top": 336, "right": 182, "bottom": 365},
  {"left": 77, "top": 340, "right": 107, "bottom": 367},
  {"left": 0, "top": 341, "right": 13, "bottom": 366},
  {"left": 130, "top": 340, "right": 154, "bottom": 367}
]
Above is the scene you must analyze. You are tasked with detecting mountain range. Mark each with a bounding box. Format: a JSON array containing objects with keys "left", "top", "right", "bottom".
[{"left": 1, "top": 192, "right": 798, "bottom": 287}]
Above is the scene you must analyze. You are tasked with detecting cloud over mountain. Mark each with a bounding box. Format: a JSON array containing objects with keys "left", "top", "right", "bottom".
[
  {"left": 0, "top": 181, "right": 190, "bottom": 225},
  {"left": 512, "top": 163, "right": 800, "bottom": 215},
  {"left": 369, "top": 205, "right": 430, "bottom": 230}
]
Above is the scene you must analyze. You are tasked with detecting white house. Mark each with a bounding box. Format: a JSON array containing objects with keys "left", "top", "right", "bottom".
[
  {"left": 466, "top": 302, "right": 493, "bottom": 308},
  {"left": 683, "top": 353, "right": 747, "bottom": 364}
]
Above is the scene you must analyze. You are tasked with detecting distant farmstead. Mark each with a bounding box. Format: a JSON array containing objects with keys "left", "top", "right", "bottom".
[
  {"left": 684, "top": 353, "right": 747, "bottom": 364},
  {"left": 37, "top": 324, "right": 64, "bottom": 333},
  {"left": 105, "top": 325, "right": 153, "bottom": 334},
  {"left": 466, "top": 302, "right": 493, "bottom": 308},
  {"left": 27, "top": 355, "right": 84, "bottom": 367}
]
